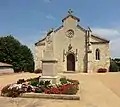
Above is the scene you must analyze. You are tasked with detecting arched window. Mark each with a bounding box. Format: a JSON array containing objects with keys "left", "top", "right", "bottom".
[{"left": 96, "top": 49, "right": 100, "bottom": 60}]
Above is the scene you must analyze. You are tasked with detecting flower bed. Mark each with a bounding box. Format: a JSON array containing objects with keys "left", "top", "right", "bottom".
[{"left": 1, "top": 76, "right": 79, "bottom": 98}]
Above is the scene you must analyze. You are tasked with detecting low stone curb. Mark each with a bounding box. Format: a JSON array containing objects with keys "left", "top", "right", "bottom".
[{"left": 20, "top": 93, "right": 80, "bottom": 100}]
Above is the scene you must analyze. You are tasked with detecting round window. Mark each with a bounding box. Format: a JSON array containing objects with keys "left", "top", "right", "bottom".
[{"left": 66, "top": 29, "right": 74, "bottom": 38}]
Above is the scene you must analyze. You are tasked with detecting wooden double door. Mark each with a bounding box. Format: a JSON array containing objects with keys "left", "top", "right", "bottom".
[{"left": 67, "top": 54, "right": 75, "bottom": 71}]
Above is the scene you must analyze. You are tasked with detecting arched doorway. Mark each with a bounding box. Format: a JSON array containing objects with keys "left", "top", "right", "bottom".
[{"left": 67, "top": 54, "right": 75, "bottom": 71}]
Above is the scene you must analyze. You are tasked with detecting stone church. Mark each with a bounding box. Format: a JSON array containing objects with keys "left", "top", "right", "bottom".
[{"left": 35, "top": 10, "right": 110, "bottom": 73}]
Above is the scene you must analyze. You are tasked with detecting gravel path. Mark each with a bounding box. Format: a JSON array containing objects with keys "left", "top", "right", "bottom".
[{"left": 0, "top": 72, "right": 120, "bottom": 107}]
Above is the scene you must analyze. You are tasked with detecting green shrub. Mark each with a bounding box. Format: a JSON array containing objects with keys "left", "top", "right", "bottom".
[
  {"left": 67, "top": 79, "right": 79, "bottom": 85},
  {"left": 30, "top": 80, "right": 39, "bottom": 87},
  {"left": 44, "top": 81, "right": 51, "bottom": 86},
  {"left": 38, "top": 80, "right": 51, "bottom": 89},
  {"left": 17, "top": 79, "right": 25, "bottom": 84},
  {"left": 39, "top": 80, "right": 44, "bottom": 85},
  {"left": 60, "top": 77, "right": 68, "bottom": 84},
  {"left": 109, "top": 59, "right": 119, "bottom": 72},
  {"left": 112, "top": 58, "right": 120, "bottom": 71},
  {"left": 26, "top": 76, "right": 40, "bottom": 82}
]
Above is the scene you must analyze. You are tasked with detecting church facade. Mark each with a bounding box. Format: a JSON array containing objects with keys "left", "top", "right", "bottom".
[{"left": 35, "top": 10, "right": 110, "bottom": 73}]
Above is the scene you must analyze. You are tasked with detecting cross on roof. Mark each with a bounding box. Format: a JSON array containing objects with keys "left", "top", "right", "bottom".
[{"left": 68, "top": 9, "right": 73, "bottom": 15}]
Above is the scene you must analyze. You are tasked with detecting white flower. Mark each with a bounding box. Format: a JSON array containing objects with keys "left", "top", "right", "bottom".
[{"left": 8, "top": 83, "right": 22, "bottom": 90}]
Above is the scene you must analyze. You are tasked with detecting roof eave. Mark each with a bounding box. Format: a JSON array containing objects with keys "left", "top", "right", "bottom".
[
  {"left": 35, "top": 37, "right": 46, "bottom": 46},
  {"left": 91, "top": 34, "right": 110, "bottom": 43},
  {"left": 62, "top": 15, "right": 80, "bottom": 22}
]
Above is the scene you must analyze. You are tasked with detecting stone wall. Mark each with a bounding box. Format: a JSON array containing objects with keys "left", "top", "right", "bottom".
[{"left": 91, "top": 43, "right": 110, "bottom": 72}]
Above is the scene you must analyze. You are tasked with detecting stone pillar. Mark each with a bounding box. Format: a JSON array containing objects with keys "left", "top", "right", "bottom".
[
  {"left": 41, "top": 59, "right": 58, "bottom": 84},
  {"left": 40, "top": 30, "right": 58, "bottom": 84},
  {"left": 88, "top": 52, "right": 92, "bottom": 73},
  {"left": 87, "top": 29, "right": 93, "bottom": 73}
]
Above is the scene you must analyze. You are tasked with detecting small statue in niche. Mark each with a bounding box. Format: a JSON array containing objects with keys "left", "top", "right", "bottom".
[
  {"left": 68, "top": 44, "right": 72, "bottom": 51},
  {"left": 46, "top": 28, "right": 53, "bottom": 44},
  {"left": 63, "top": 49, "right": 66, "bottom": 62},
  {"left": 46, "top": 35, "right": 53, "bottom": 51},
  {"left": 46, "top": 35, "right": 52, "bottom": 44}
]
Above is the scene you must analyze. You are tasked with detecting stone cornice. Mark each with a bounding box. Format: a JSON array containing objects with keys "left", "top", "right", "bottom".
[
  {"left": 35, "top": 42, "right": 45, "bottom": 46},
  {"left": 90, "top": 42, "right": 109, "bottom": 44},
  {"left": 41, "top": 59, "right": 58, "bottom": 63},
  {"left": 54, "top": 25, "right": 63, "bottom": 33},
  {"left": 77, "top": 24, "right": 86, "bottom": 32},
  {"left": 62, "top": 14, "right": 80, "bottom": 22}
]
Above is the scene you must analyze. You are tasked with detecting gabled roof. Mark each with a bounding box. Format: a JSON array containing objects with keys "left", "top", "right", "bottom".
[
  {"left": 35, "top": 10, "right": 110, "bottom": 46},
  {"left": 77, "top": 24, "right": 86, "bottom": 32},
  {"left": 90, "top": 42, "right": 109, "bottom": 44},
  {"left": 62, "top": 14, "right": 80, "bottom": 22},
  {"left": 54, "top": 25, "right": 63, "bottom": 33},
  {"left": 35, "top": 24, "right": 110, "bottom": 46},
  {"left": 91, "top": 34, "right": 110, "bottom": 43},
  {"left": 77, "top": 25, "right": 109, "bottom": 43},
  {"left": 0, "top": 62, "right": 12, "bottom": 67},
  {"left": 35, "top": 25, "right": 64, "bottom": 46},
  {"left": 35, "top": 29, "right": 54, "bottom": 46},
  {"left": 35, "top": 37, "right": 46, "bottom": 46}
]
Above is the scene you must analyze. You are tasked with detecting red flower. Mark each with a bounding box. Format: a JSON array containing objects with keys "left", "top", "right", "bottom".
[
  {"left": 44, "top": 83, "right": 79, "bottom": 95},
  {"left": 50, "top": 87, "right": 60, "bottom": 94},
  {"left": 44, "top": 89, "right": 50, "bottom": 94}
]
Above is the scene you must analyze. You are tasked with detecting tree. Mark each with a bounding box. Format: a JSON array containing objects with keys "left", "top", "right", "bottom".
[
  {"left": 0, "top": 35, "right": 34, "bottom": 72},
  {"left": 109, "top": 58, "right": 119, "bottom": 72},
  {"left": 19, "top": 45, "right": 34, "bottom": 72},
  {"left": 113, "top": 58, "right": 120, "bottom": 71}
]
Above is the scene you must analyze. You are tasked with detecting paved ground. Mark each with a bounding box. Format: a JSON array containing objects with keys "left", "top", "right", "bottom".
[{"left": 0, "top": 72, "right": 120, "bottom": 107}]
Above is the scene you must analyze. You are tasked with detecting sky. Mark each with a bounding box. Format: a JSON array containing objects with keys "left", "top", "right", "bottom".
[{"left": 0, "top": 0, "right": 120, "bottom": 58}]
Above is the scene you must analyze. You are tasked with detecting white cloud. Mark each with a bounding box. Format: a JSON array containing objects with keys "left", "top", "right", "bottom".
[
  {"left": 43, "top": 0, "right": 51, "bottom": 3},
  {"left": 110, "top": 38, "right": 120, "bottom": 58},
  {"left": 46, "top": 14, "right": 55, "bottom": 20},
  {"left": 39, "top": 30, "right": 47, "bottom": 35},
  {"left": 91, "top": 28, "right": 120, "bottom": 58},
  {"left": 92, "top": 28, "right": 120, "bottom": 40}
]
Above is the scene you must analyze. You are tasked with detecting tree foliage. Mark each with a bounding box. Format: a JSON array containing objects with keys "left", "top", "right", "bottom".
[
  {"left": 0, "top": 35, "right": 34, "bottom": 72},
  {"left": 109, "top": 58, "right": 119, "bottom": 72},
  {"left": 113, "top": 58, "right": 120, "bottom": 71}
]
